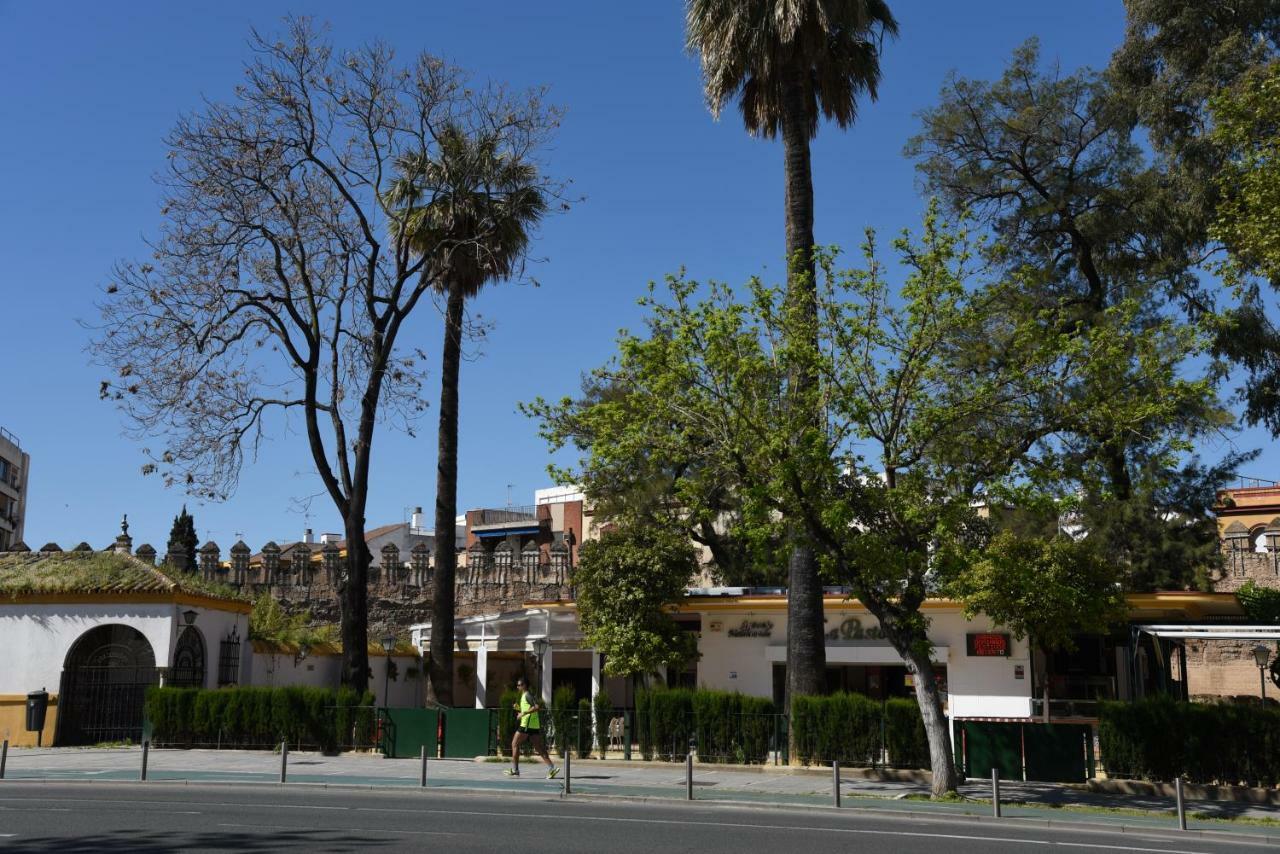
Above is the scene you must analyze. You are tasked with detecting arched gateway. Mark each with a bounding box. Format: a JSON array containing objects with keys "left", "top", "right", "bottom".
[{"left": 56, "top": 624, "right": 158, "bottom": 745}]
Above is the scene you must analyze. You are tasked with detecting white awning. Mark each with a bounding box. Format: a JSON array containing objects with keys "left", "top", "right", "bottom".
[{"left": 1133, "top": 624, "right": 1280, "bottom": 640}]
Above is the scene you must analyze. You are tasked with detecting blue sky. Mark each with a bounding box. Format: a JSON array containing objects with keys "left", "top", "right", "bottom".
[{"left": 0, "top": 2, "right": 1271, "bottom": 551}]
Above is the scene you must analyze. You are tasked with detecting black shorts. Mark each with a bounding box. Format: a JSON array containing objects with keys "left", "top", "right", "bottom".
[{"left": 516, "top": 726, "right": 541, "bottom": 735}]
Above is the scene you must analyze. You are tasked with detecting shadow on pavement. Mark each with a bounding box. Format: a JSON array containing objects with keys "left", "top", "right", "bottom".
[{"left": 0, "top": 829, "right": 394, "bottom": 853}]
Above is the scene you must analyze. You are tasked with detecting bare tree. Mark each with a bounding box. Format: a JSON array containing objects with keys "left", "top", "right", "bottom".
[{"left": 91, "top": 18, "right": 561, "bottom": 691}]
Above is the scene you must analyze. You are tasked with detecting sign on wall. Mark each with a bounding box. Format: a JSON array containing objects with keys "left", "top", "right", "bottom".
[
  {"left": 966, "top": 633, "right": 1011, "bottom": 657},
  {"left": 727, "top": 620, "right": 773, "bottom": 638}
]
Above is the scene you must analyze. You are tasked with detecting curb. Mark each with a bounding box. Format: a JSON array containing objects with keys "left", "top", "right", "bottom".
[{"left": 4, "top": 774, "right": 1279, "bottom": 845}]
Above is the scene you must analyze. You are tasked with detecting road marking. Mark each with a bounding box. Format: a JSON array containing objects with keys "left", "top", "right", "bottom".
[
  {"left": 393, "top": 806, "right": 1222, "bottom": 854},
  {"left": 217, "top": 822, "right": 453, "bottom": 837},
  {"left": 0, "top": 793, "right": 1230, "bottom": 853}
]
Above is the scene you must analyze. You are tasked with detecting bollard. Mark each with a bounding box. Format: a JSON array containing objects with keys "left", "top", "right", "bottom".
[
  {"left": 685, "top": 751, "right": 694, "bottom": 800},
  {"left": 992, "top": 768, "right": 1001, "bottom": 818},
  {"left": 564, "top": 750, "right": 572, "bottom": 795},
  {"left": 280, "top": 740, "right": 288, "bottom": 784},
  {"left": 140, "top": 740, "right": 149, "bottom": 782},
  {"left": 1, "top": 738, "right": 7, "bottom": 780},
  {"left": 1175, "top": 777, "right": 1187, "bottom": 831},
  {"left": 420, "top": 744, "right": 428, "bottom": 787},
  {"left": 833, "top": 760, "right": 841, "bottom": 808}
]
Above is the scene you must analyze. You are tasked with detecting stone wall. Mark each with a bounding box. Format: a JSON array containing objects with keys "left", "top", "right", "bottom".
[
  {"left": 192, "top": 539, "right": 572, "bottom": 635},
  {"left": 1208, "top": 550, "right": 1280, "bottom": 593}
]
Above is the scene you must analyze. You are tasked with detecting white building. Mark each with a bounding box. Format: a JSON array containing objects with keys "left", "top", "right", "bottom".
[
  {"left": 0, "top": 544, "right": 251, "bottom": 746},
  {"left": 0, "top": 427, "right": 30, "bottom": 552}
]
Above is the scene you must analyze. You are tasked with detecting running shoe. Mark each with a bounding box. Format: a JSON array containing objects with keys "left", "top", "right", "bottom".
[
  {"left": 504, "top": 768, "right": 520, "bottom": 776},
  {"left": 546, "top": 767, "right": 560, "bottom": 779}
]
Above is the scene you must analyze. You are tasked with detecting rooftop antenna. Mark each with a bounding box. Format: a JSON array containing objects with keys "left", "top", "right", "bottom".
[{"left": 506, "top": 483, "right": 514, "bottom": 508}]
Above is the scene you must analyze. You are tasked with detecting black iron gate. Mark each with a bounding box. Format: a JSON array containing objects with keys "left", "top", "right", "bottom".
[{"left": 56, "top": 625, "right": 159, "bottom": 745}]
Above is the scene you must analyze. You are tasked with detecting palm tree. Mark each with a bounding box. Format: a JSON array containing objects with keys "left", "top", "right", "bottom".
[
  {"left": 685, "top": 0, "right": 898, "bottom": 743},
  {"left": 386, "top": 126, "right": 548, "bottom": 706}
]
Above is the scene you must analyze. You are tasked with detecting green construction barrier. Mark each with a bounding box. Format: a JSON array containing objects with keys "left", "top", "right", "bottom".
[
  {"left": 380, "top": 708, "right": 439, "bottom": 759},
  {"left": 958, "top": 720, "right": 1092, "bottom": 783},
  {"left": 443, "top": 708, "right": 494, "bottom": 758}
]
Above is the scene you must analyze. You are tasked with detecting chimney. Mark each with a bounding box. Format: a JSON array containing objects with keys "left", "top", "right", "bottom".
[
  {"left": 303, "top": 528, "right": 314, "bottom": 545},
  {"left": 410, "top": 507, "right": 425, "bottom": 534}
]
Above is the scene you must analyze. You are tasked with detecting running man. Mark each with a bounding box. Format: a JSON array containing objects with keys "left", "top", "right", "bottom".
[{"left": 506, "top": 677, "right": 559, "bottom": 779}]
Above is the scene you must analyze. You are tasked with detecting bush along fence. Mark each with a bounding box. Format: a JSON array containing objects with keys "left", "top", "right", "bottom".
[
  {"left": 144, "top": 686, "right": 376, "bottom": 752},
  {"left": 1100, "top": 696, "right": 1280, "bottom": 787},
  {"left": 636, "top": 689, "right": 782, "bottom": 764},
  {"left": 791, "top": 693, "right": 929, "bottom": 768}
]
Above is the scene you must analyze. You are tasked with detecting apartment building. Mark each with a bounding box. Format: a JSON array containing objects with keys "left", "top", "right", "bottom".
[{"left": 0, "top": 427, "right": 30, "bottom": 551}]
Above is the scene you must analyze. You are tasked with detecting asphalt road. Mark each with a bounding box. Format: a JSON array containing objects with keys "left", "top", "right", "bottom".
[{"left": 0, "top": 783, "right": 1266, "bottom": 853}]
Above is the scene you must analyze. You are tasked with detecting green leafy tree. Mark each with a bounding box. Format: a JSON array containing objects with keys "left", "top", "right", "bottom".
[
  {"left": 573, "top": 522, "right": 700, "bottom": 681},
  {"left": 685, "top": 0, "right": 899, "bottom": 709},
  {"left": 950, "top": 532, "right": 1127, "bottom": 720},
  {"left": 909, "top": 41, "right": 1243, "bottom": 591},
  {"left": 530, "top": 209, "right": 1187, "bottom": 795},
  {"left": 166, "top": 505, "right": 198, "bottom": 571},
  {"left": 1208, "top": 63, "right": 1280, "bottom": 434},
  {"left": 385, "top": 119, "right": 560, "bottom": 707}
]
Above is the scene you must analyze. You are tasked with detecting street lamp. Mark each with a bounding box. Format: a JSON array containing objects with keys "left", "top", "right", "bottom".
[
  {"left": 532, "top": 637, "right": 550, "bottom": 696},
  {"left": 381, "top": 634, "right": 397, "bottom": 706},
  {"left": 1253, "top": 644, "right": 1271, "bottom": 703}
]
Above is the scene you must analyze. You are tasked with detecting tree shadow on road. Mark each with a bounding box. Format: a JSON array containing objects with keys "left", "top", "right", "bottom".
[{"left": 0, "top": 828, "right": 395, "bottom": 852}]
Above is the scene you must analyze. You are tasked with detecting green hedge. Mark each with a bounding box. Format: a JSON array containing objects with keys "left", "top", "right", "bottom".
[
  {"left": 496, "top": 688, "right": 521, "bottom": 757},
  {"left": 884, "top": 698, "right": 930, "bottom": 768},
  {"left": 791, "top": 693, "right": 929, "bottom": 768},
  {"left": 145, "top": 686, "right": 375, "bottom": 751},
  {"left": 635, "top": 688, "right": 777, "bottom": 764},
  {"left": 550, "top": 685, "right": 577, "bottom": 758},
  {"left": 1100, "top": 697, "right": 1280, "bottom": 786},
  {"left": 594, "top": 688, "right": 612, "bottom": 757},
  {"left": 576, "top": 698, "right": 594, "bottom": 758}
]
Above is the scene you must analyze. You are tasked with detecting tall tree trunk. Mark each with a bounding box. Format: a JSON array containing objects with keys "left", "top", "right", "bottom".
[
  {"left": 779, "top": 66, "right": 826, "bottom": 719},
  {"left": 339, "top": 511, "right": 371, "bottom": 693},
  {"left": 427, "top": 285, "right": 466, "bottom": 707},
  {"left": 902, "top": 644, "right": 960, "bottom": 797}
]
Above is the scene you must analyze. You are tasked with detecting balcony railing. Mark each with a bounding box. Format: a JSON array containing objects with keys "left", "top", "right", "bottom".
[
  {"left": 0, "top": 427, "right": 18, "bottom": 448},
  {"left": 473, "top": 506, "right": 537, "bottom": 525}
]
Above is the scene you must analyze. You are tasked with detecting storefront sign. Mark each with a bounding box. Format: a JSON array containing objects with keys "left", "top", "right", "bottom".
[
  {"left": 966, "top": 633, "right": 1011, "bottom": 657},
  {"left": 727, "top": 619, "right": 773, "bottom": 638},
  {"left": 825, "top": 617, "right": 885, "bottom": 641}
]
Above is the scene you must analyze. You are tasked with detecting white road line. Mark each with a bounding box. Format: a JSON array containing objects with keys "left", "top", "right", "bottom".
[
  {"left": 0, "top": 794, "right": 1238, "bottom": 853},
  {"left": 391, "top": 806, "right": 1225, "bottom": 854},
  {"left": 217, "top": 822, "right": 453, "bottom": 837}
]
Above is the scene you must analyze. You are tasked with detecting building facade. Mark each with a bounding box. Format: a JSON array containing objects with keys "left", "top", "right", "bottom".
[{"left": 0, "top": 427, "right": 30, "bottom": 552}]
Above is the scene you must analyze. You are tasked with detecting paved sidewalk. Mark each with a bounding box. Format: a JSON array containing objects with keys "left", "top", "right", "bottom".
[{"left": 4, "top": 747, "right": 1279, "bottom": 836}]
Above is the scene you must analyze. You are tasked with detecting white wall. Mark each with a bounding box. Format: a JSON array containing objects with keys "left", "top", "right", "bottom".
[
  {"left": 695, "top": 606, "right": 1032, "bottom": 719},
  {"left": 244, "top": 650, "right": 423, "bottom": 707},
  {"left": 0, "top": 601, "right": 251, "bottom": 695}
]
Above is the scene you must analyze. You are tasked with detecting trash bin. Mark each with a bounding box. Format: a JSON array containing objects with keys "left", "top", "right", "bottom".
[{"left": 26, "top": 690, "right": 49, "bottom": 735}]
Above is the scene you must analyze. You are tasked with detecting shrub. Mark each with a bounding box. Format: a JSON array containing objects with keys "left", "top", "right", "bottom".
[
  {"left": 636, "top": 688, "right": 653, "bottom": 760},
  {"left": 497, "top": 688, "right": 521, "bottom": 757},
  {"left": 576, "top": 698, "right": 593, "bottom": 758},
  {"left": 884, "top": 698, "right": 929, "bottom": 768},
  {"left": 146, "top": 685, "right": 372, "bottom": 751},
  {"left": 550, "top": 684, "right": 577, "bottom": 758},
  {"left": 792, "top": 692, "right": 881, "bottom": 766},
  {"left": 593, "top": 688, "right": 612, "bottom": 757},
  {"left": 1100, "top": 697, "right": 1280, "bottom": 786},
  {"left": 646, "top": 688, "right": 694, "bottom": 760}
]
